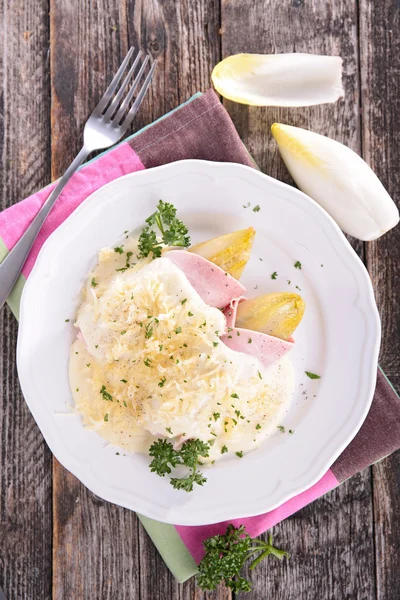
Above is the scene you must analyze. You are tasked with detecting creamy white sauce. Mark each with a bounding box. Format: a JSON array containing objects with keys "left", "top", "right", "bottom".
[{"left": 69, "top": 239, "right": 294, "bottom": 462}]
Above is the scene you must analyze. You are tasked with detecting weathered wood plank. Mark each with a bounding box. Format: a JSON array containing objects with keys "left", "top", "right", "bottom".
[
  {"left": 0, "top": 1, "right": 52, "bottom": 599},
  {"left": 359, "top": 1, "right": 400, "bottom": 598},
  {"left": 50, "top": 1, "right": 223, "bottom": 599},
  {"left": 220, "top": 1, "right": 375, "bottom": 598},
  {"left": 52, "top": 459, "right": 141, "bottom": 600},
  {"left": 49, "top": 2, "right": 142, "bottom": 598}
]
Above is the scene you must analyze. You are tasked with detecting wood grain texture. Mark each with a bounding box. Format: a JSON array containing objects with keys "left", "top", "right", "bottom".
[
  {"left": 0, "top": 1, "right": 52, "bottom": 600},
  {"left": 50, "top": 1, "right": 224, "bottom": 599},
  {"left": 220, "top": 1, "right": 375, "bottom": 598},
  {"left": 359, "top": 1, "right": 400, "bottom": 599}
]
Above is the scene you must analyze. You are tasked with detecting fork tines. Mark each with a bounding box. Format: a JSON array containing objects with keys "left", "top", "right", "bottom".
[{"left": 95, "top": 47, "right": 157, "bottom": 132}]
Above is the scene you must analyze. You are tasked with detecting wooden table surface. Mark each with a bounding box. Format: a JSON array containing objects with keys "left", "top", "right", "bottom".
[{"left": 1, "top": 1, "right": 399, "bottom": 599}]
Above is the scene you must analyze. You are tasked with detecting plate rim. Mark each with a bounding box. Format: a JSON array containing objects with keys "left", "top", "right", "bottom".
[{"left": 17, "top": 159, "right": 381, "bottom": 525}]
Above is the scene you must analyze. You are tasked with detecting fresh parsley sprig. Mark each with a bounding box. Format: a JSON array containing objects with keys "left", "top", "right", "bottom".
[
  {"left": 197, "top": 525, "right": 289, "bottom": 592},
  {"left": 149, "top": 438, "right": 209, "bottom": 492},
  {"left": 138, "top": 200, "right": 190, "bottom": 258}
]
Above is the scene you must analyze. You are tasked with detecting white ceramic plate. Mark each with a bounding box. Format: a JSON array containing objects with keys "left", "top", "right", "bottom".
[{"left": 17, "top": 160, "right": 380, "bottom": 525}]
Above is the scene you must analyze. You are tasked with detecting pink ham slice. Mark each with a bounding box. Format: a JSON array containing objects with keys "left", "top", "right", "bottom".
[
  {"left": 222, "top": 298, "right": 294, "bottom": 368},
  {"left": 164, "top": 250, "right": 245, "bottom": 309},
  {"left": 221, "top": 328, "right": 294, "bottom": 368}
]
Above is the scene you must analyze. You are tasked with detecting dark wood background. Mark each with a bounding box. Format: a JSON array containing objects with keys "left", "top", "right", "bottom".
[{"left": 0, "top": 1, "right": 399, "bottom": 598}]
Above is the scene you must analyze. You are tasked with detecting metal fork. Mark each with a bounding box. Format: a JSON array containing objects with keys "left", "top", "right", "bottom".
[{"left": 0, "top": 48, "right": 156, "bottom": 309}]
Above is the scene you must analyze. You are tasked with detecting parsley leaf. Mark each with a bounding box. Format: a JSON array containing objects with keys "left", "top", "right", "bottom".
[
  {"left": 100, "top": 385, "right": 113, "bottom": 401},
  {"left": 305, "top": 371, "right": 321, "bottom": 379},
  {"left": 138, "top": 227, "right": 162, "bottom": 258},
  {"left": 114, "top": 246, "right": 124, "bottom": 254},
  {"left": 196, "top": 525, "right": 289, "bottom": 592},
  {"left": 148, "top": 438, "right": 209, "bottom": 492},
  {"left": 149, "top": 439, "right": 180, "bottom": 476},
  {"left": 294, "top": 260, "right": 302, "bottom": 269},
  {"left": 171, "top": 470, "right": 207, "bottom": 492},
  {"left": 138, "top": 200, "right": 190, "bottom": 258},
  {"left": 271, "top": 271, "right": 278, "bottom": 280}
]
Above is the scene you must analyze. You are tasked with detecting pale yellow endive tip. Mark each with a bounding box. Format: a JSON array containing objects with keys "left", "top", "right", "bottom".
[{"left": 271, "top": 123, "right": 323, "bottom": 167}]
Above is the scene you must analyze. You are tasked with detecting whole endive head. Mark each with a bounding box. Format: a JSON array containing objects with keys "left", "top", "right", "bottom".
[{"left": 272, "top": 123, "right": 399, "bottom": 241}]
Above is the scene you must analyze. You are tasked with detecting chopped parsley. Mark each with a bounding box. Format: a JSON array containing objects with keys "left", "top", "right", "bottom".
[
  {"left": 91, "top": 277, "right": 98, "bottom": 287},
  {"left": 257, "top": 370, "right": 262, "bottom": 380},
  {"left": 255, "top": 424, "right": 262, "bottom": 430},
  {"left": 116, "top": 250, "right": 134, "bottom": 272},
  {"left": 253, "top": 205, "right": 261, "bottom": 212},
  {"left": 100, "top": 385, "right": 113, "bottom": 401},
  {"left": 138, "top": 200, "right": 190, "bottom": 258},
  {"left": 175, "top": 326, "right": 182, "bottom": 334},
  {"left": 120, "top": 379, "right": 127, "bottom": 384},
  {"left": 271, "top": 271, "right": 278, "bottom": 280},
  {"left": 243, "top": 201, "right": 250, "bottom": 208},
  {"left": 120, "top": 330, "right": 127, "bottom": 335},
  {"left": 213, "top": 342, "right": 219, "bottom": 347},
  {"left": 114, "top": 246, "right": 124, "bottom": 254},
  {"left": 166, "top": 427, "right": 173, "bottom": 435},
  {"left": 188, "top": 311, "right": 193, "bottom": 317},
  {"left": 65, "top": 319, "right": 70, "bottom": 322},
  {"left": 145, "top": 321, "right": 154, "bottom": 339},
  {"left": 289, "top": 429, "right": 295, "bottom": 434},
  {"left": 294, "top": 260, "right": 302, "bottom": 269},
  {"left": 305, "top": 371, "right": 321, "bottom": 379},
  {"left": 144, "top": 358, "right": 153, "bottom": 367},
  {"left": 236, "top": 451, "right": 244, "bottom": 458},
  {"left": 104, "top": 413, "right": 109, "bottom": 422},
  {"left": 248, "top": 338, "right": 252, "bottom": 344},
  {"left": 213, "top": 412, "right": 220, "bottom": 421},
  {"left": 181, "top": 298, "right": 187, "bottom": 305},
  {"left": 231, "top": 393, "right": 239, "bottom": 399},
  {"left": 221, "top": 445, "right": 228, "bottom": 454},
  {"left": 277, "top": 425, "right": 285, "bottom": 432}
]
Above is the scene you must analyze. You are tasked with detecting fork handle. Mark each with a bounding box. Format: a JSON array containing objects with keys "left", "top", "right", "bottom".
[{"left": 0, "top": 147, "right": 89, "bottom": 310}]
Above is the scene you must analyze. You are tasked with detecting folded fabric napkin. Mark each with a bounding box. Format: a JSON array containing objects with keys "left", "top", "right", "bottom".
[{"left": 1, "top": 89, "right": 399, "bottom": 583}]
